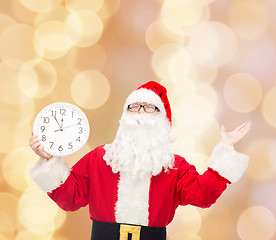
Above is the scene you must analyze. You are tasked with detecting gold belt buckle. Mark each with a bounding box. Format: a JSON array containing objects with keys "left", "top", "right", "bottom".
[{"left": 119, "top": 224, "right": 141, "bottom": 240}]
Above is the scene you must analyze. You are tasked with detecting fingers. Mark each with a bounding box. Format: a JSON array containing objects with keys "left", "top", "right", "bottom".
[
  {"left": 29, "top": 135, "right": 39, "bottom": 147},
  {"left": 231, "top": 121, "right": 252, "bottom": 135},
  {"left": 235, "top": 121, "right": 248, "bottom": 131},
  {"left": 37, "top": 144, "right": 52, "bottom": 159},
  {"left": 219, "top": 121, "right": 252, "bottom": 146},
  {"left": 29, "top": 133, "right": 53, "bottom": 160},
  {"left": 238, "top": 121, "right": 252, "bottom": 135}
]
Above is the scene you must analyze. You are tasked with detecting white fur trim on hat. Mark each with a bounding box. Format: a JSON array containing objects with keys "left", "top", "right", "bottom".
[
  {"left": 29, "top": 157, "right": 70, "bottom": 193},
  {"left": 208, "top": 142, "right": 249, "bottom": 183},
  {"left": 124, "top": 88, "right": 166, "bottom": 117}
]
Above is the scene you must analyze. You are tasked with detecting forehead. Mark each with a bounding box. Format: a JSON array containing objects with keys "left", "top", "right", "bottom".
[{"left": 131, "top": 102, "right": 154, "bottom": 105}]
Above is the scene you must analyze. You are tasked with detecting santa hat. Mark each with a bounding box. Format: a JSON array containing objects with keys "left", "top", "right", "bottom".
[{"left": 124, "top": 81, "right": 172, "bottom": 125}]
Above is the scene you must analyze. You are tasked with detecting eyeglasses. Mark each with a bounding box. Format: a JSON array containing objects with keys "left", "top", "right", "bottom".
[{"left": 127, "top": 103, "right": 160, "bottom": 113}]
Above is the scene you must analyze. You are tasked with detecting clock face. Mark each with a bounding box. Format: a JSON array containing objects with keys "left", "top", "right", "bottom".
[{"left": 33, "top": 102, "right": 90, "bottom": 157}]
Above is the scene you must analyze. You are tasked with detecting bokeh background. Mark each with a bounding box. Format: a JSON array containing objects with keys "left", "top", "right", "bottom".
[{"left": 0, "top": 0, "right": 276, "bottom": 239}]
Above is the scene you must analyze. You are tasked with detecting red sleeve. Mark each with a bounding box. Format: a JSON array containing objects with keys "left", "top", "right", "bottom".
[
  {"left": 175, "top": 155, "right": 231, "bottom": 208},
  {"left": 47, "top": 147, "right": 99, "bottom": 212}
]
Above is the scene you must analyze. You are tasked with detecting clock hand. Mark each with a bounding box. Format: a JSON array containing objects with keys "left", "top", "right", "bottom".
[
  {"left": 62, "top": 123, "right": 79, "bottom": 130},
  {"left": 54, "top": 123, "right": 79, "bottom": 132},
  {"left": 54, "top": 115, "right": 62, "bottom": 129},
  {"left": 61, "top": 115, "right": 64, "bottom": 129}
]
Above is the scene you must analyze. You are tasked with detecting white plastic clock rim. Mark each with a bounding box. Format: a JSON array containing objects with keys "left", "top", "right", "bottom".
[{"left": 33, "top": 102, "right": 90, "bottom": 157}]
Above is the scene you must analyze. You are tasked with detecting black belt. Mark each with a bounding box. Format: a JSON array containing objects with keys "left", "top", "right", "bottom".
[{"left": 91, "top": 221, "right": 166, "bottom": 240}]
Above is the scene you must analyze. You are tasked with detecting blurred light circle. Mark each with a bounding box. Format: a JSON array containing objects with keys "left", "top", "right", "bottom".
[
  {"left": 162, "top": 5, "right": 210, "bottom": 37},
  {"left": 167, "top": 206, "right": 201, "bottom": 235},
  {"left": 54, "top": 210, "right": 67, "bottom": 231},
  {"left": 71, "top": 70, "right": 110, "bottom": 109},
  {"left": 198, "top": 83, "right": 218, "bottom": 112},
  {"left": 67, "top": 44, "right": 106, "bottom": 73},
  {"left": 18, "top": 188, "right": 58, "bottom": 225},
  {"left": 174, "top": 94, "right": 216, "bottom": 135},
  {"left": 0, "top": 14, "right": 16, "bottom": 34},
  {"left": 19, "top": 0, "right": 62, "bottom": 13},
  {"left": 64, "top": 10, "right": 103, "bottom": 48},
  {"left": 152, "top": 43, "right": 182, "bottom": 80},
  {"left": 15, "top": 230, "right": 52, "bottom": 240},
  {"left": 224, "top": 73, "right": 263, "bottom": 113},
  {"left": 169, "top": 79, "right": 197, "bottom": 106},
  {"left": 17, "top": 186, "right": 61, "bottom": 233},
  {"left": 250, "top": 181, "right": 276, "bottom": 218},
  {"left": 189, "top": 62, "right": 217, "bottom": 84},
  {"left": 17, "top": 59, "right": 57, "bottom": 98},
  {"left": 0, "top": 95, "right": 34, "bottom": 128},
  {"left": 199, "top": 204, "right": 232, "bottom": 239},
  {"left": 169, "top": 232, "right": 201, "bottom": 240},
  {"left": 0, "top": 192, "right": 19, "bottom": 232},
  {"left": 3, "top": 147, "right": 37, "bottom": 191},
  {"left": 228, "top": 0, "right": 269, "bottom": 41},
  {"left": 193, "top": 0, "right": 214, "bottom": 6},
  {"left": 0, "top": 234, "right": 9, "bottom": 240},
  {"left": 34, "top": 6, "right": 70, "bottom": 27},
  {"left": 18, "top": 62, "right": 38, "bottom": 98},
  {"left": 181, "top": 93, "right": 216, "bottom": 116},
  {"left": 97, "top": 0, "right": 121, "bottom": 20},
  {"left": 0, "top": 211, "right": 14, "bottom": 232},
  {"left": 0, "top": 63, "right": 31, "bottom": 105},
  {"left": 245, "top": 138, "right": 275, "bottom": 181},
  {"left": 0, "top": 24, "right": 38, "bottom": 66},
  {"left": 195, "top": 119, "right": 221, "bottom": 155},
  {"left": 169, "top": 48, "right": 192, "bottom": 82},
  {"left": 262, "top": 86, "right": 276, "bottom": 128},
  {"left": 188, "top": 21, "right": 237, "bottom": 66},
  {"left": 189, "top": 153, "right": 208, "bottom": 174},
  {"left": 237, "top": 206, "right": 276, "bottom": 240},
  {"left": 18, "top": 212, "right": 56, "bottom": 234},
  {"left": 162, "top": 0, "right": 204, "bottom": 27},
  {"left": 145, "top": 19, "right": 185, "bottom": 52},
  {"left": 10, "top": 0, "right": 37, "bottom": 25},
  {"left": 0, "top": 123, "right": 32, "bottom": 154},
  {"left": 172, "top": 135, "right": 196, "bottom": 157},
  {"left": 34, "top": 21, "right": 72, "bottom": 60},
  {"left": 65, "top": 0, "right": 104, "bottom": 13},
  {"left": 270, "top": 140, "right": 276, "bottom": 171}
]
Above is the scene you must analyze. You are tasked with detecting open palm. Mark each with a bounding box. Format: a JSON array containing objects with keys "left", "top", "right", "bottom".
[{"left": 220, "top": 121, "right": 252, "bottom": 146}]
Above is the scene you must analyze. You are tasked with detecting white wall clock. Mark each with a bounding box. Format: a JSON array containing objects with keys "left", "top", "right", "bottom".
[{"left": 33, "top": 102, "right": 90, "bottom": 157}]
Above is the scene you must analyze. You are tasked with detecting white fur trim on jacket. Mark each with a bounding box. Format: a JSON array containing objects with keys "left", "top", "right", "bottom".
[
  {"left": 124, "top": 88, "right": 166, "bottom": 117},
  {"left": 208, "top": 142, "right": 249, "bottom": 183},
  {"left": 29, "top": 157, "right": 70, "bottom": 193},
  {"left": 115, "top": 173, "right": 151, "bottom": 226}
]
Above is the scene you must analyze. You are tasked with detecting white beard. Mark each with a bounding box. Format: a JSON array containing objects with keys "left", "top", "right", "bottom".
[{"left": 103, "top": 111, "right": 175, "bottom": 179}]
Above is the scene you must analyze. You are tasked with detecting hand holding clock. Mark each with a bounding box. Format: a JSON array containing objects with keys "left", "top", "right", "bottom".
[{"left": 29, "top": 133, "right": 53, "bottom": 160}]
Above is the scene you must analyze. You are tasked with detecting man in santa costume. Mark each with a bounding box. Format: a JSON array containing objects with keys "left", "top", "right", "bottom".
[{"left": 29, "top": 81, "right": 252, "bottom": 240}]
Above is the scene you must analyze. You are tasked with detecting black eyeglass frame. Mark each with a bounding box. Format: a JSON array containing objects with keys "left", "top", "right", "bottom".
[{"left": 127, "top": 104, "right": 160, "bottom": 113}]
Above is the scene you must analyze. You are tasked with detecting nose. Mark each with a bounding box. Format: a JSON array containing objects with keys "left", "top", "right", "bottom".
[{"left": 138, "top": 106, "right": 145, "bottom": 113}]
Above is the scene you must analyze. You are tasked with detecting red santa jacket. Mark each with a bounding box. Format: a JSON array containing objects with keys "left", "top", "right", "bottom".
[
  {"left": 30, "top": 143, "right": 249, "bottom": 227},
  {"left": 46, "top": 145, "right": 231, "bottom": 228}
]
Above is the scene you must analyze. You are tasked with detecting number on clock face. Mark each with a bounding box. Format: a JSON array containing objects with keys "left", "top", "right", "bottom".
[{"left": 33, "top": 102, "right": 90, "bottom": 157}]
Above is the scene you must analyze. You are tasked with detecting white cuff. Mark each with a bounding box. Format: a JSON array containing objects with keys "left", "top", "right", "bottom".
[
  {"left": 208, "top": 142, "right": 249, "bottom": 183},
  {"left": 29, "top": 157, "right": 71, "bottom": 193}
]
